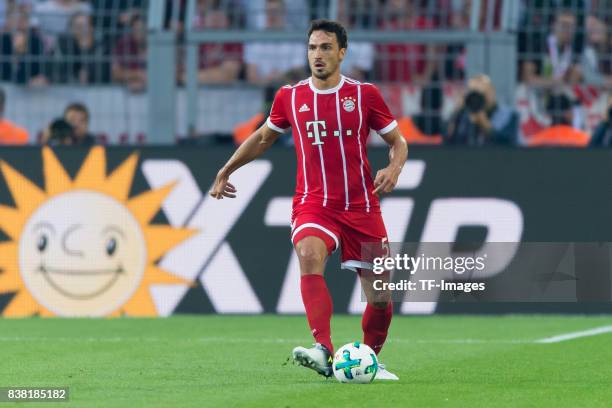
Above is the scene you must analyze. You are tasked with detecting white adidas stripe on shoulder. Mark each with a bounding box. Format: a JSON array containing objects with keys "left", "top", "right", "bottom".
[
  {"left": 343, "top": 77, "right": 374, "bottom": 87},
  {"left": 281, "top": 80, "right": 308, "bottom": 90},
  {"left": 343, "top": 77, "right": 361, "bottom": 84},
  {"left": 288, "top": 79, "right": 309, "bottom": 89},
  {"left": 343, "top": 78, "right": 376, "bottom": 90}
]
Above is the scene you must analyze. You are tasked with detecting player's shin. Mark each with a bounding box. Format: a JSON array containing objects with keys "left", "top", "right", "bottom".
[
  {"left": 359, "top": 269, "right": 393, "bottom": 354},
  {"left": 362, "top": 301, "right": 393, "bottom": 355},
  {"left": 300, "top": 274, "right": 334, "bottom": 353}
]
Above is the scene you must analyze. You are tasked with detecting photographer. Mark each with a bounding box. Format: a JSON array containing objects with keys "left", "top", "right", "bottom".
[
  {"left": 589, "top": 94, "right": 612, "bottom": 147},
  {"left": 41, "top": 118, "right": 75, "bottom": 146},
  {"left": 445, "top": 74, "right": 519, "bottom": 146}
]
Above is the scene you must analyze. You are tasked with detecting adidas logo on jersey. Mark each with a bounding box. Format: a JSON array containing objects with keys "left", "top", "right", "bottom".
[{"left": 299, "top": 104, "right": 310, "bottom": 112}]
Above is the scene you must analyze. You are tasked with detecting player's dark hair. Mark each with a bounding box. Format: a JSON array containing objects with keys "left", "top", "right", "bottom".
[
  {"left": 308, "top": 19, "right": 348, "bottom": 50},
  {"left": 64, "top": 102, "right": 90, "bottom": 121}
]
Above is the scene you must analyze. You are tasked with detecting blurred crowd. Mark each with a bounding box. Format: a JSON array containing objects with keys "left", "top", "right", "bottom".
[
  {"left": 0, "top": 0, "right": 610, "bottom": 146},
  {"left": 0, "top": 0, "right": 151, "bottom": 88},
  {"left": 0, "top": 0, "right": 476, "bottom": 89},
  {"left": 2, "top": 0, "right": 609, "bottom": 88},
  {"left": 185, "top": 0, "right": 476, "bottom": 86}
]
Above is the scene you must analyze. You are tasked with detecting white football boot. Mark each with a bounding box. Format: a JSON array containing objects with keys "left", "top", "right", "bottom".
[
  {"left": 376, "top": 363, "right": 399, "bottom": 380},
  {"left": 292, "top": 343, "right": 333, "bottom": 378}
]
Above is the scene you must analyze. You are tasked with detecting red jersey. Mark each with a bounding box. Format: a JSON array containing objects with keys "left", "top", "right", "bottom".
[{"left": 266, "top": 75, "right": 397, "bottom": 213}]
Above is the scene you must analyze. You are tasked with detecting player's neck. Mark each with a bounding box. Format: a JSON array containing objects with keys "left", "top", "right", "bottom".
[{"left": 311, "top": 71, "right": 342, "bottom": 91}]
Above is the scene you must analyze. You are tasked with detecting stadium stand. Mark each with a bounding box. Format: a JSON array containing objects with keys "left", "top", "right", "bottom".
[{"left": 0, "top": 0, "right": 608, "bottom": 145}]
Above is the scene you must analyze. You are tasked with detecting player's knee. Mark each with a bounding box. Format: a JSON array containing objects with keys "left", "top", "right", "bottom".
[
  {"left": 296, "top": 238, "right": 327, "bottom": 271},
  {"left": 298, "top": 245, "right": 326, "bottom": 266}
]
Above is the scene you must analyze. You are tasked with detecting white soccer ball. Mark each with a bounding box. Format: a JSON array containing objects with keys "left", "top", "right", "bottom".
[{"left": 332, "top": 342, "right": 378, "bottom": 383}]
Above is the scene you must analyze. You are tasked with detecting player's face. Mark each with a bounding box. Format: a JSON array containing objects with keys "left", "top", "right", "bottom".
[{"left": 308, "top": 30, "right": 346, "bottom": 80}]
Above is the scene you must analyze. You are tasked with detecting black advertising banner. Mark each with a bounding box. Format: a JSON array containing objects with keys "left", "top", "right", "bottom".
[{"left": 0, "top": 146, "right": 611, "bottom": 317}]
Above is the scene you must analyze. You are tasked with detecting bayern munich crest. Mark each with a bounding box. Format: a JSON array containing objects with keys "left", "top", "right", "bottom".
[{"left": 342, "top": 96, "right": 356, "bottom": 112}]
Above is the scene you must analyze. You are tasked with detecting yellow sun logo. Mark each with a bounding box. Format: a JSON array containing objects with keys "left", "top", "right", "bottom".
[{"left": 0, "top": 146, "right": 195, "bottom": 317}]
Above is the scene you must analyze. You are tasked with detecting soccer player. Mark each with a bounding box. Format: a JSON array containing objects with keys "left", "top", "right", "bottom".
[{"left": 210, "top": 19, "right": 407, "bottom": 380}]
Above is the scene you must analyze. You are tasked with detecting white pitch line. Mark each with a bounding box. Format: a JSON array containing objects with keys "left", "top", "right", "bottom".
[
  {"left": 0, "top": 336, "right": 530, "bottom": 344},
  {"left": 535, "top": 325, "right": 612, "bottom": 344},
  {"left": 389, "top": 338, "right": 530, "bottom": 344},
  {"left": 2, "top": 331, "right": 609, "bottom": 345}
]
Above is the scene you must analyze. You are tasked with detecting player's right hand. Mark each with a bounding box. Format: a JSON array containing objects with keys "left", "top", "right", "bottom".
[{"left": 210, "top": 171, "right": 237, "bottom": 199}]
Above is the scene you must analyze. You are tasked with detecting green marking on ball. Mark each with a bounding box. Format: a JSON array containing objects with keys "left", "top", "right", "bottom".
[
  {"left": 365, "top": 353, "right": 379, "bottom": 378},
  {"left": 335, "top": 349, "right": 361, "bottom": 379}
]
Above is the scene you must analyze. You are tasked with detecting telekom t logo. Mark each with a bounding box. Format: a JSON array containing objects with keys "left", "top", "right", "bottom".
[
  {"left": 306, "top": 120, "right": 327, "bottom": 145},
  {"left": 306, "top": 120, "right": 353, "bottom": 146}
]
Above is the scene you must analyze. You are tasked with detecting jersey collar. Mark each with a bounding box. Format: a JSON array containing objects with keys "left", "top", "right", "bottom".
[{"left": 308, "top": 75, "right": 345, "bottom": 94}]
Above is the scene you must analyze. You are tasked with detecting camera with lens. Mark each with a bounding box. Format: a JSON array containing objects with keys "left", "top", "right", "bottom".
[{"left": 464, "top": 91, "right": 486, "bottom": 113}]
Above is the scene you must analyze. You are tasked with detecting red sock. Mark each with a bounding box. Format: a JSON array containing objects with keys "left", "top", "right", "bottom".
[
  {"left": 362, "top": 302, "right": 393, "bottom": 354},
  {"left": 300, "top": 274, "right": 334, "bottom": 353}
]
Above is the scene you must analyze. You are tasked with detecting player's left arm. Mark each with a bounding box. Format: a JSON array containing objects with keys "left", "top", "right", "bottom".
[{"left": 373, "top": 126, "right": 408, "bottom": 195}]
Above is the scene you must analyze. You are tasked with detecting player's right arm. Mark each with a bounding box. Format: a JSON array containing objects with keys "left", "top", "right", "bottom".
[
  {"left": 211, "top": 86, "right": 290, "bottom": 199},
  {"left": 210, "top": 123, "right": 282, "bottom": 199}
]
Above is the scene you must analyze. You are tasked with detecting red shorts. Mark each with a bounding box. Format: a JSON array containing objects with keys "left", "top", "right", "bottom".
[{"left": 291, "top": 205, "right": 389, "bottom": 272}]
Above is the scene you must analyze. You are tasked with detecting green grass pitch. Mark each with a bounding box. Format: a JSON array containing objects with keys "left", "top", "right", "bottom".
[{"left": 0, "top": 315, "right": 611, "bottom": 407}]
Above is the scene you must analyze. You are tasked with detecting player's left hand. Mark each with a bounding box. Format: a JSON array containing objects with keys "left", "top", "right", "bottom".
[{"left": 373, "top": 165, "right": 401, "bottom": 195}]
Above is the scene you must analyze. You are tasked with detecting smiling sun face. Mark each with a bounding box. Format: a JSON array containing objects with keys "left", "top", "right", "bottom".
[{"left": 0, "top": 147, "right": 195, "bottom": 317}]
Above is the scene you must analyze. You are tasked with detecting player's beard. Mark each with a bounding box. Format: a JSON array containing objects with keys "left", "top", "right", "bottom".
[
  {"left": 311, "top": 61, "right": 338, "bottom": 81},
  {"left": 312, "top": 70, "right": 330, "bottom": 80}
]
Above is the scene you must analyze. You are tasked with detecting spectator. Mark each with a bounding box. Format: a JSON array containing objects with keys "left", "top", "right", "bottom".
[
  {"left": 112, "top": 12, "right": 147, "bottom": 92},
  {"left": 64, "top": 102, "right": 96, "bottom": 145},
  {"left": 0, "top": 23, "right": 48, "bottom": 86},
  {"left": 244, "top": 0, "right": 306, "bottom": 84},
  {"left": 337, "top": 0, "right": 374, "bottom": 81},
  {"left": 445, "top": 74, "right": 519, "bottom": 146},
  {"left": 397, "top": 81, "right": 444, "bottom": 144},
  {"left": 579, "top": 15, "right": 612, "bottom": 87},
  {"left": 528, "top": 92, "right": 590, "bottom": 146},
  {"left": 34, "top": 0, "right": 92, "bottom": 43},
  {"left": 44, "top": 118, "right": 75, "bottom": 145},
  {"left": 54, "top": 12, "right": 111, "bottom": 84},
  {"left": 520, "top": 9, "right": 582, "bottom": 87},
  {"left": 589, "top": 94, "right": 612, "bottom": 147},
  {"left": 187, "top": 2, "right": 242, "bottom": 84},
  {"left": 0, "top": 87, "right": 29, "bottom": 144},
  {"left": 90, "top": 0, "right": 145, "bottom": 37},
  {"left": 376, "top": 0, "right": 437, "bottom": 84},
  {"left": 2, "top": 1, "right": 35, "bottom": 31},
  {"left": 243, "top": 0, "right": 308, "bottom": 31}
]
